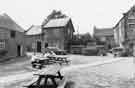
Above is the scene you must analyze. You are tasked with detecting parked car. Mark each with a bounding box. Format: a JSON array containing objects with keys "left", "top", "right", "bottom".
[
  {"left": 110, "top": 47, "right": 128, "bottom": 57},
  {"left": 48, "top": 47, "right": 67, "bottom": 55},
  {"left": 70, "top": 45, "right": 85, "bottom": 54},
  {"left": 30, "top": 53, "right": 70, "bottom": 69},
  {"left": 31, "top": 54, "right": 53, "bottom": 69},
  {"left": 96, "top": 45, "right": 107, "bottom": 56},
  {"left": 82, "top": 47, "right": 98, "bottom": 56},
  {"left": 82, "top": 45, "right": 106, "bottom": 56}
]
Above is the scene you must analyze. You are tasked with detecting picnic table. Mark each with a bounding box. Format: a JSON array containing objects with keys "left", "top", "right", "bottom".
[
  {"left": 23, "top": 65, "right": 66, "bottom": 88},
  {"left": 31, "top": 55, "right": 70, "bottom": 69},
  {"left": 47, "top": 55, "right": 70, "bottom": 64}
]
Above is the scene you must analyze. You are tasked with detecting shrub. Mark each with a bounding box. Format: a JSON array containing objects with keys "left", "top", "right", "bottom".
[{"left": 0, "top": 50, "right": 8, "bottom": 56}]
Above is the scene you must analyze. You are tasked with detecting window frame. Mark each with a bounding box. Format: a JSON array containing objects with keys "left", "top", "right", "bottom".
[
  {"left": 128, "top": 24, "right": 135, "bottom": 29},
  {"left": 10, "top": 30, "right": 16, "bottom": 38},
  {"left": 0, "top": 40, "right": 5, "bottom": 49}
]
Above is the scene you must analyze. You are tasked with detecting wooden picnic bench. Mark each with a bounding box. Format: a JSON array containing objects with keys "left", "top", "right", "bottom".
[
  {"left": 23, "top": 70, "right": 64, "bottom": 88},
  {"left": 32, "top": 55, "right": 70, "bottom": 69},
  {"left": 47, "top": 56, "right": 70, "bottom": 65}
]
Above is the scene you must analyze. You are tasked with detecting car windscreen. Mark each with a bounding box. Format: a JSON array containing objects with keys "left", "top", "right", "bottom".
[{"left": 113, "top": 48, "right": 123, "bottom": 52}]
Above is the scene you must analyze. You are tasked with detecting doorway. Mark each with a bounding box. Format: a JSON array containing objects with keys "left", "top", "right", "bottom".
[
  {"left": 37, "top": 41, "right": 42, "bottom": 52},
  {"left": 17, "top": 45, "right": 22, "bottom": 56}
]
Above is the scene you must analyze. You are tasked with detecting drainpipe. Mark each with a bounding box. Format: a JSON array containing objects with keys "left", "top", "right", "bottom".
[
  {"left": 41, "top": 24, "right": 45, "bottom": 53},
  {"left": 123, "top": 13, "right": 128, "bottom": 51}
]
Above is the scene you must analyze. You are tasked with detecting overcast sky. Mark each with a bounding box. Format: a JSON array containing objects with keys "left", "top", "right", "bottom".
[{"left": 0, "top": 0, "right": 135, "bottom": 34}]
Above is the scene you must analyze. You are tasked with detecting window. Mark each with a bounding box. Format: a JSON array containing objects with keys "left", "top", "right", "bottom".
[
  {"left": 54, "top": 29, "right": 60, "bottom": 37},
  {"left": 128, "top": 19, "right": 135, "bottom": 23},
  {"left": 68, "top": 29, "right": 70, "bottom": 35},
  {"left": 129, "top": 24, "right": 135, "bottom": 28},
  {"left": 32, "top": 42, "right": 36, "bottom": 49},
  {"left": 0, "top": 32, "right": 7, "bottom": 39},
  {"left": 49, "top": 40, "right": 56, "bottom": 47},
  {"left": 10, "top": 31, "right": 16, "bottom": 38},
  {"left": 0, "top": 40, "right": 5, "bottom": 49},
  {"left": 70, "top": 30, "right": 73, "bottom": 38}
]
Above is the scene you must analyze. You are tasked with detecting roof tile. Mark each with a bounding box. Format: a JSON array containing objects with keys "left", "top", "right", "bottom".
[
  {"left": 26, "top": 25, "right": 42, "bottom": 35},
  {"left": 43, "top": 17, "right": 70, "bottom": 28},
  {"left": 0, "top": 13, "right": 24, "bottom": 32}
]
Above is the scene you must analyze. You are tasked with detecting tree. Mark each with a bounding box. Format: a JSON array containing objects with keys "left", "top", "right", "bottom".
[
  {"left": 42, "top": 10, "right": 67, "bottom": 26},
  {"left": 70, "top": 33, "right": 93, "bottom": 45},
  {"left": 80, "top": 33, "right": 92, "bottom": 45}
]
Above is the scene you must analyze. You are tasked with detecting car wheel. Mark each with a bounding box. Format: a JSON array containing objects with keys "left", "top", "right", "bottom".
[
  {"left": 32, "top": 64, "right": 36, "bottom": 68},
  {"left": 97, "top": 52, "right": 101, "bottom": 56},
  {"left": 114, "top": 54, "right": 117, "bottom": 57},
  {"left": 100, "top": 54, "right": 103, "bottom": 56},
  {"left": 102, "top": 54, "right": 105, "bottom": 56},
  {"left": 38, "top": 65, "right": 42, "bottom": 69}
]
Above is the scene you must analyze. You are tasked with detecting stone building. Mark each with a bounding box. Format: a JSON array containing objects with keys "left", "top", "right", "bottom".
[
  {"left": 113, "top": 17, "right": 125, "bottom": 48},
  {"left": 25, "top": 10, "right": 75, "bottom": 53},
  {"left": 0, "top": 13, "right": 26, "bottom": 60},
  {"left": 42, "top": 17, "right": 75, "bottom": 52},
  {"left": 93, "top": 27, "right": 115, "bottom": 49},
  {"left": 113, "top": 5, "right": 135, "bottom": 55},
  {"left": 25, "top": 25, "right": 43, "bottom": 52}
]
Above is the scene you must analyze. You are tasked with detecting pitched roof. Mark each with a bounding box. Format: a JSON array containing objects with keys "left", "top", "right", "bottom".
[
  {"left": 25, "top": 25, "right": 42, "bottom": 35},
  {"left": 0, "top": 13, "right": 24, "bottom": 32},
  {"left": 114, "top": 5, "right": 135, "bottom": 29},
  {"left": 43, "top": 17, "right": 70, "bottom": 28},
  {"left": 94, "top": 27, "right": 114, "bottom": 37}
]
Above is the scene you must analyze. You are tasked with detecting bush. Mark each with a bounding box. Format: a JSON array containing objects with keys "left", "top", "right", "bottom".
[{"left": 0, "top": 50, "right": 8, "bottom": 56}]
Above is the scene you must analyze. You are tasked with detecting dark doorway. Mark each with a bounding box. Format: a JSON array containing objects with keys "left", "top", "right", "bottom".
[
  {"left": 17, "top": 45, "right": 21, "bottom": 56},
  {"left": 37, "top": 41, "right": 41, "bottom": 52}
]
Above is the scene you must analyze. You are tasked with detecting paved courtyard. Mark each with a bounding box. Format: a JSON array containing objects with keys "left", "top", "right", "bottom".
[{"left": 0, "top": 54, "right": 135, "bottom": 88}]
